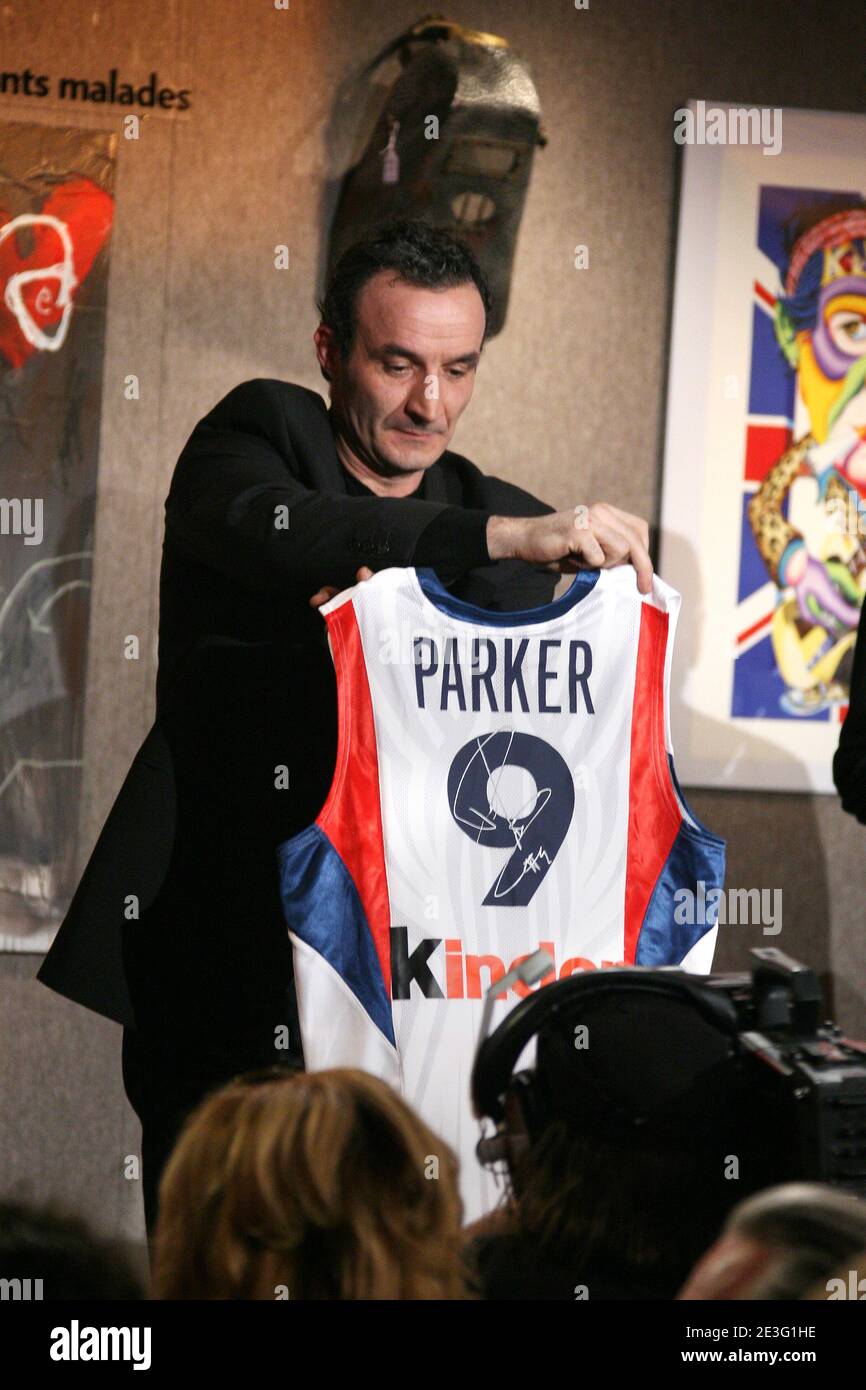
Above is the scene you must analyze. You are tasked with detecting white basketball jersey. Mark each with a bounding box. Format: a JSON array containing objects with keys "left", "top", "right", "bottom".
[{"left": 276, "top": 564, "right": 725, "bottom": 1223}]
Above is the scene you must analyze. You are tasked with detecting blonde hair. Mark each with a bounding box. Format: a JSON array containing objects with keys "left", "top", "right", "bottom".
[{"left": 152, "top": 1067, "right": 467, "bottom": 1299}]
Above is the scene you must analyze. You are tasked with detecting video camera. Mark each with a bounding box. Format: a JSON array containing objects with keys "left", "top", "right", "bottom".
[
  {"left": 471, "top": 947, "right": 866, "bottom": 1198},
  {"left": 702, "top": 947, "right": 866, "bottom": 1195}
]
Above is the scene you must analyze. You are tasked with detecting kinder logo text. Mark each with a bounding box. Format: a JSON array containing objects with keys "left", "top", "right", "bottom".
[
  {"left": 49, "top": 1320, "right": 151, "bottom": 1370},
  {"left": 390, "top": 928, "right": 622, "bottom": 999}
]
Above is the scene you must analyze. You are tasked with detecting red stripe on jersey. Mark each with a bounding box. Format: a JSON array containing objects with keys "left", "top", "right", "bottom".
[
  {"left": 623, "top": 605, "right": 683, "bottom": 963},
  {"left": 316, "top": 599, "right": 392, "bottom": 997}
]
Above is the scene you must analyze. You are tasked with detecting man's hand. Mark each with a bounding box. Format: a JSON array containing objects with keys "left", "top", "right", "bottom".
[
  {"left": 309, "top": 566, "right": 375, "bottom": 609},
  {"left": 486, "top": 504, "right": 653, "bottom": 594}
]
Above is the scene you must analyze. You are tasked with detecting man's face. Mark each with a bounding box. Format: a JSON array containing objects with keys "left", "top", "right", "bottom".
[{"left": 321, "top": 270, "right": 485, "bottom": 478}]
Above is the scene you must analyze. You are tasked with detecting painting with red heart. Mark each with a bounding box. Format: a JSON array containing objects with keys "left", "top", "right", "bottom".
[
  {"left": 0, "top": 176, "right": 114, "bottom": 371},
  {"left": 0, "top": 121, "right": 116, "bottom": 951}
]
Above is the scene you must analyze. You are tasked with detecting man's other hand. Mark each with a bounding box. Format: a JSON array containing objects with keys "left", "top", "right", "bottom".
[
  {"left": 486, "top": 504, "right": 653, "bottom": 594},
  {"left": 309, "top": 566, "right": 375, "bottom": 609}
]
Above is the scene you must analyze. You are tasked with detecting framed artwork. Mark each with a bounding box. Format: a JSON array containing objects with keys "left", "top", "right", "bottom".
[
  {"left": 660, "top": 101, "right": 866, "bottom": 791},
  {"left": 0, "top": 121, "right": 115, "bottom": 948}
]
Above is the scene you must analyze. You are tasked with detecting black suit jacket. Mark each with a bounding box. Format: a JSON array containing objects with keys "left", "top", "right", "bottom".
[
  {"left": 37, "top": 379, "right": 558, "bottom": 1056},
  {"left": 834, "top": 594, "right": 866, "bottom": 823}
]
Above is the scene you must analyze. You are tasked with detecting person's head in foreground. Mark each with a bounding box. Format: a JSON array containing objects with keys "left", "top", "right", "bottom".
[
  {"left": 677, "top": 1182, "right": 866, "bottom": 1300},
  {"left": 467, "top": 979, "right": 790, "bottom": 1300},
  {"left": 152, "top": 1066, "right": 466, "bottom": 1300}
]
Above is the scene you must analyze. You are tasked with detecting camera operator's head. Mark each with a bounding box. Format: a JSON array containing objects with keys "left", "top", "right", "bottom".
[{"left": 469, "top": 969, "right": 788, "bottom": 1300}]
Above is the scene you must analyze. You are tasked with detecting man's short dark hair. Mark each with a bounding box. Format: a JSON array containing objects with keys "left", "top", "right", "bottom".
[{"left": 316, "top": 217, "right": 493, "bottom": 364}]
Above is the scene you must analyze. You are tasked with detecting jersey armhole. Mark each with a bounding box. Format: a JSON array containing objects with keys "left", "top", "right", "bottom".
[
  {"left": 658, "top": 588, "right": 724, "bottom": 844},
  {"left": 314, "top": 602, "right": 355, "bottom": 832}
]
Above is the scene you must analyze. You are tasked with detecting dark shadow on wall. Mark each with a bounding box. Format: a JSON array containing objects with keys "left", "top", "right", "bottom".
[{"left": 315, "top": 45, "right": 398, "bottom": 310}]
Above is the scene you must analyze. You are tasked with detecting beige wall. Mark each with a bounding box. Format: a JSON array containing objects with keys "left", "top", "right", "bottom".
[{"left": 2, "top": 0, "right": 865, "bottom": 1262}]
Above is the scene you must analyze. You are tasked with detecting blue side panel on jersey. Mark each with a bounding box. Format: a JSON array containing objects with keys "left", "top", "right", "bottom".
[
  {"left": 275, "top": 825, "right": 394, "bottom": 1045},
  {"left": 635, "top": 820, "right": 726, "bottom": 966},
  {"left": 667, "top": 753, "right": 726, "bottom": 845},
  {"left": 416, "top": 566, "right": 600, "bottom": 625}
]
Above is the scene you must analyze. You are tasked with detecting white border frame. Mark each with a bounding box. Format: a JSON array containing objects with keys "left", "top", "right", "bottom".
[{"left": 660, "top": 101, "right": 866, "bottom": 792}]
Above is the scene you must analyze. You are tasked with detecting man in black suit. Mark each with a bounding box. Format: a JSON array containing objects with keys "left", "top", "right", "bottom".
[
  {"left": 834, "top": 594, "right": 866, "bottom": 822},
  {"left": 38, "top": 218, "right": 652, "bottom": 1238}
]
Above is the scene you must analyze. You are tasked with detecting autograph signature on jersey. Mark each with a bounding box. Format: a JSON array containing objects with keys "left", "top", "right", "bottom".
[{"left": 448, "top": 730, "right": 574, "bottom": 908}]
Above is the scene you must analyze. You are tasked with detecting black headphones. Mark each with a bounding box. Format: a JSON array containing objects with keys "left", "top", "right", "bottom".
[{"left": 471, "top": 968, "right": 742, "bottom": 1177}]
